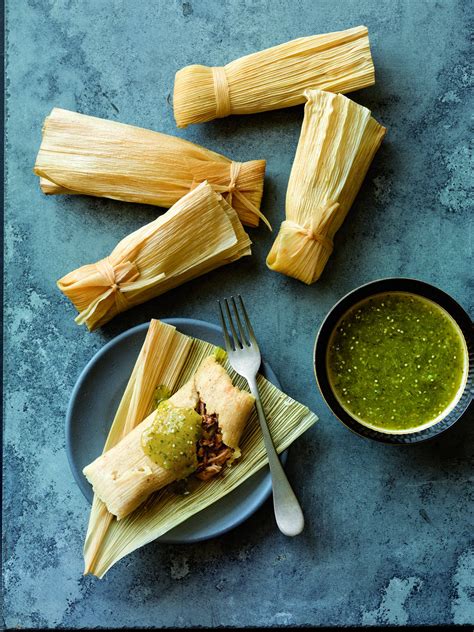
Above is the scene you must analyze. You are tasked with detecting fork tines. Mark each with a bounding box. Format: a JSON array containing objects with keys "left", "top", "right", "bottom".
[{"left": 218, "top": 295, "right": 257, "bottom": 351}]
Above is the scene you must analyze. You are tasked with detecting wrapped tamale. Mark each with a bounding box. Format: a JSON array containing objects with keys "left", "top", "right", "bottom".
[
  {"left": 58, "top": 181, "right": 251, "bottom": 330},
  {"left": 267, "top": 90, "right": 386, "bottom": 284},
  {"left": 173, "top": 26, "right": 374, "bottom": 127},
  {"left": 34, "top": 108, "right": 267, "bottom": 227},
  {"left": 83, "top": 355, "right": 255, "bottom": 520}
]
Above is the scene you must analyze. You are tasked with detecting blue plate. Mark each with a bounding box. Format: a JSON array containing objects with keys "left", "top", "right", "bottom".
[{"left": 66, "top": 318, "right": 285, "bottom": 543}]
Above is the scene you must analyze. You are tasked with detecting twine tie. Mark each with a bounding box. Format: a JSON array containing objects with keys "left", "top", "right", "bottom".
[{"left": 212, "top": 66, "right": 232, "bottom": 119}]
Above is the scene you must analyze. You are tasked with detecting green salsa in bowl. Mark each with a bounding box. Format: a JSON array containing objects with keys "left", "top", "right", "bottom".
[{"left": 315, "top": 279, "right": 473, "bottom": 443}]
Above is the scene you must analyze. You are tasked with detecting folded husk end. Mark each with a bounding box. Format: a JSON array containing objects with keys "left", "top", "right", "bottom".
[
  {"left": 173, "top": 65, "right": 217, "bottom": 128},
  {"left": 266, "top": 221, "right": 332, "bottom": 284}
]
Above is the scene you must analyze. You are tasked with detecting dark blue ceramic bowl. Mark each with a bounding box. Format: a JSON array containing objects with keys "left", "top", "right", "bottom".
[{"left": 314, "top": 278, "right": 473, "bottom": 444}]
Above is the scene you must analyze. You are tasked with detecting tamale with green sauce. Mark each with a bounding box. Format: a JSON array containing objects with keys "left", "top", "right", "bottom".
[
  {"left": 83, "top": 319, "right": 318, "bottom": 577},
  {"left": 83, "top": 355, "right": 255, "bottom": 520}
]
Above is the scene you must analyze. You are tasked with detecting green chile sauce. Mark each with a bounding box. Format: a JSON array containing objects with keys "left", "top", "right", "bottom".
[
  {"left": 151, "top": 384, "right": 172, "bottom": 409},
  {"left": 142, "top": 400, "right": 202, "bottom": 478},
  {"left": 327, "top": 292, "right": 467, "bottom": 432}
]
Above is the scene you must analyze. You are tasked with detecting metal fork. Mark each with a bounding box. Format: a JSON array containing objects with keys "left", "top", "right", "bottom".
[{"left": 218, "top": 295, "right": 305, "bottom": 537}]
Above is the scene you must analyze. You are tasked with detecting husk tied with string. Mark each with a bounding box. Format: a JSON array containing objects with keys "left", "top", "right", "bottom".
[
  {"left": 57, "top": 181, "right": 251, "bottom": 330},
  {"left": 173, "top": 26, "right": 374, "bottom": 128},
  {"left": 267, "top": 90, "right": 386, "bottom": 284},
  {"left": 34, "top": 108, "right": 268, "bottom": 227},
  {"left": 83, "top": 319, "right": 318, "bottom": 578}
]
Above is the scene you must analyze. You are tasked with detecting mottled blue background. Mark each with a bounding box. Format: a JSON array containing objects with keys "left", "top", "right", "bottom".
[{"left": 3, "top": 0, "right": 473, "bottom": 628}]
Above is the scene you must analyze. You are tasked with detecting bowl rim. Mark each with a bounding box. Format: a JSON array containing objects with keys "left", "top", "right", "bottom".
[{"left": 313, "top": 277, "right": 474, "bottom": 444}]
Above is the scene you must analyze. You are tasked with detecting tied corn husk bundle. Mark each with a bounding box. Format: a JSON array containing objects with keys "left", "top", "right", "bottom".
[
  {"left": 267, "top": 90, "right": 386, "bottom": 284},
  {"left": 34, "top": 108, "right": 268, "bottom": 227},
  {"left": 173, "top": 26, "right": 374, "bottom": 128},
  {"left": 58, "top": 181, "right": 251, "bottom": 330},
  {"left": 84, "top": 319, "right": 318, "bottom": 577}
]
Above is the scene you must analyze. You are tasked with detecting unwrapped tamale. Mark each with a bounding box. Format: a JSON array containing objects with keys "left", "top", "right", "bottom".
[
  {"left": 83, "top": 355, "right": 255, "bottom": 520},
  {"left": 267, "top": 90, "right": 386, "bottom": 284},
  {"left": 173, "top": 26, "right": 374, "bottom": 127},
  {"left": 58, "top": 181, "right": 251, "bottom": 330},
  {"left": 34, "top": 108, "right": 267, "bottom": 227}
]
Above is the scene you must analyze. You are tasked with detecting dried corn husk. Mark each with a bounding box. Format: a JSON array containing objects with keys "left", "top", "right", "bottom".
[
  {"left": 267, "top": 90, "right": 386, "bottom": 284},
  {"left": 84, "top": 319, "right": 318, "bottom": 577},
  {"left": 34, "top": 108, "right": 267, "bottom": 227},
  {"left": 173, "top": 26, "right": 374, "bottom": 127},
  {"left": 58, "top": 181, "right": 251, "bottom": 330}
]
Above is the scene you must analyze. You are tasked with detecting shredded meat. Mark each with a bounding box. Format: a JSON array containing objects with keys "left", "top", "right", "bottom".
[{"left": 195, "top": 402, "right": 233, "bottom": 481}]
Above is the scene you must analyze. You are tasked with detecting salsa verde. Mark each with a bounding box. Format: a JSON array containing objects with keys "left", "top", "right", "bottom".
[
  {"left": 326, "top": 292, "right": 467, "bottom": 431},
  {"left": 141, "top": 400, "right": 202, "bottom": 477},
  {"left": 152, "top": 384, "right": 172, "bottom": 409}
]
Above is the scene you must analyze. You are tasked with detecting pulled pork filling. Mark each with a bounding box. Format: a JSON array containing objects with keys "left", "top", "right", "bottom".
[{"left": 195, "top": 400, "right": 234, "bottom": 481}]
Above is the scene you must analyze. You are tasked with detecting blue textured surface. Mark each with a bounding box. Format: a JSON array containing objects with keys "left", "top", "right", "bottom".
[{"left": 3, "top": 0, "right": 473, "bottom": 628}]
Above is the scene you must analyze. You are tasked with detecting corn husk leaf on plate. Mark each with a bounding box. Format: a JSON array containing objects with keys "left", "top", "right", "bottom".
[{"left": 84, "top": 319, "right": 318, "bottom": 578}]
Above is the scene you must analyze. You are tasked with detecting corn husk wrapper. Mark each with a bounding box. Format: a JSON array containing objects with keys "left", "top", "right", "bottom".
[
  {"left": 173, "top": 26, "right": 374, "bottom": 128},
  {"left": 58, "top": 181, "right": 251, "bottom": 331},
  {"left": 84, "top": 319, "right": 318, "bottom": 578},
  {"left": 267, "top": 90, "right": 386, "bottom": 284},
  {"left": 34, "top": 108, "right": 267, "bottom": 227}
]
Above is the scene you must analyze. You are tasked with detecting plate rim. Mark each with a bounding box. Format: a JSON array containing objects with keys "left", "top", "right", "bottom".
[{"left": 65, "top": 318, "right": 285, "bottom": 543}]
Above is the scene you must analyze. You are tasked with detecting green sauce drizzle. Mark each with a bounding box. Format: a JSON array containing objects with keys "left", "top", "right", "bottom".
[
  {"left": 327, "top": 292, "right": 467, "bottom": 431},
  {"left": 152, "top": 384, "right": 172, "bottom": 409},
  {"left": 142, "top": 401, "right": 202, "bottom": 479},
  {"left": 213, "top": 347, "right": 227, "bottom": 363},
  {"left": 141, "top": 401, "right": 202, "bottom": 478}
]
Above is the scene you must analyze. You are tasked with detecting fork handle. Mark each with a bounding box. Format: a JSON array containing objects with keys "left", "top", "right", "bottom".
[{"left": 248, "top": 376, "right": 305, "bottom": 537}]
